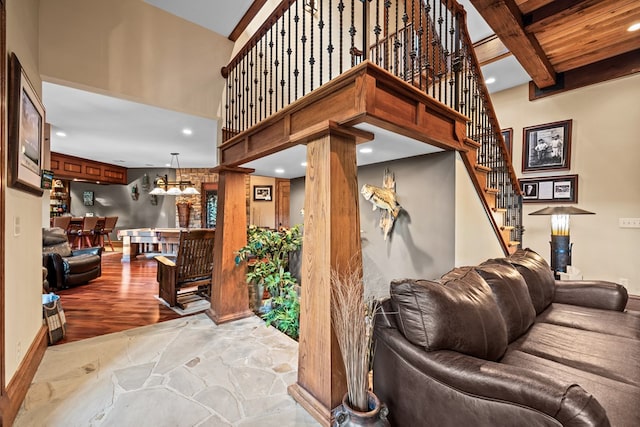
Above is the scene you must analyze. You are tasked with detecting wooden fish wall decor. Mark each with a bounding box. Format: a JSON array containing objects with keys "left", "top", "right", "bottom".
[{"left": 361, "top": 168, "right": 402, "bottom": 240}]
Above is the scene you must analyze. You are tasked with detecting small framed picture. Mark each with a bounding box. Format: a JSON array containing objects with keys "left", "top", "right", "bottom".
[
  {"left": 83, "top": 191, "right": 94, "bottom": 206},
  {"left": 519, "top": 175, "right": 578, "bottom": 203},
  {"left": 253, "top": 185, "right": 273, "bottom": 201},
  {"left": 522, "top": 119, "right": 572, "bottom": 172},
  {"left": 522, "top": 182, "right": 538, "bottom": 199},
  {"left": 501, "top": 128, "right": 513, "bottom": 159}
]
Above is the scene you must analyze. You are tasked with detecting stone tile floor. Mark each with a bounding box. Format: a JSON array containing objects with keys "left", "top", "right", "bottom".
[{"left": 14, "top": 314, "right": 320, "bottom": 427}]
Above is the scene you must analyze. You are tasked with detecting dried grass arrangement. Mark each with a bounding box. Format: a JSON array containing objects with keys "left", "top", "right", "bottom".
[{"left": 330, "top": 267, "right": 380, "bottom": 412}]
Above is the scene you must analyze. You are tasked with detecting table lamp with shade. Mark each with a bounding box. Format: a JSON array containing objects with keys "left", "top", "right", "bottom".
[{"left": 529, "top": 206, "right": 595, "bottom": 278}]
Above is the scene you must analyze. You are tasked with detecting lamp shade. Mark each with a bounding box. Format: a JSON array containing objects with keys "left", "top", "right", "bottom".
[
  {"left": 529, "top": 206, "right": 595, "bottom": 216},
  {"left": 166, "top": 186, "right": 183, "bottom": 196},
  {"left": 149, "top": 187, "right": 166, "bottom": 195},
  {"left": 181, "top": 186, "right": 200, "bottom": 195}
]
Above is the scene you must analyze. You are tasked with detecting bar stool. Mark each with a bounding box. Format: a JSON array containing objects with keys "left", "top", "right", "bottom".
[
  {"left": 77, "top": 216, "right": 99, "bottom": 248},
  {"left": 97, "top": 216, "right": 118, "bottom": 251},
  {"left": 51, "top": 216, "right": 71, "bottom": 231}
]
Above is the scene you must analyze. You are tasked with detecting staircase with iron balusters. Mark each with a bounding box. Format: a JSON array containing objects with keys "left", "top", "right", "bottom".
[{"left": 221, "top": 0, "right": 524, "bottom": 254}]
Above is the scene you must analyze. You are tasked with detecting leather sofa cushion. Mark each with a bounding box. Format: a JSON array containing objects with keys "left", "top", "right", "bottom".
[
  {"left": 390, "top": 273, "right": 507, "bottom": 361},
  {"left": 43, "top": 227, "right": 68, "bottom": 245},
  {"left": 508, "top": 248, "right": 555, "bottom": 314},
  {"left": 63, "top": 254, "right": 101, "bottom": 275},
  {"left": 538, "top": 303, "right": 640, "bottom": 340},
  {"left": 502, "top": 349, "right": 640, "bottom": 427},
  {"left": 43, "top": 242, "right": 72, "bottom": 258},
  {"left": 509, "top": 322, "right": 640, "bottom": 388},
  {"left": 474, "top": 260, "right": 537, "bottom": 343}
]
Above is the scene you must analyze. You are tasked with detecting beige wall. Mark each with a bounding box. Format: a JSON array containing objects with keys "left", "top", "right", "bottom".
[
  {"left": 39, "top": 0, "right": 234, "bottom": 119},
  {"left": 454, "top": 153, "right": 504, "bottom": 266},
  {"left": 492, "top": 74, "right": 640, "bottom": 294},
  {"left": 5, "top": 0, "right": 45, "bottom": 383},
  {"left": 249, "top": 176, "right": 276, "bottom": 228}
]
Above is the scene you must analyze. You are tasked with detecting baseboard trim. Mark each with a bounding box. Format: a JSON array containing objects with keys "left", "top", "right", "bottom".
[{"left": 0, "top": 325, "right": 47, "bottom": 426}]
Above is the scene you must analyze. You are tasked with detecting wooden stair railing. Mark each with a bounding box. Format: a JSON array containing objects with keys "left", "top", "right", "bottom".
[{"left": 221, "top": 0, "right": 523, "bottom": 254}]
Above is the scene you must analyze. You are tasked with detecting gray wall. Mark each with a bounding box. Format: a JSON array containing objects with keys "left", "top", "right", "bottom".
[
  {"left": 69, "top": 168, "right": 177, "bottom": 236},
  {"left": 290, "top": 151, "right": 456, "bottom": 298}
]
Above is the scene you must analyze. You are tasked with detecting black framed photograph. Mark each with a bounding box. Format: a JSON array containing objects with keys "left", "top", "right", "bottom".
[
  {"left": 253, "top": 185, "right": 273, "bottom": 201},
  {"left": 83, "top": 191, "right": 95, "bottom": 206},
  {"left": 519, "top": 175, "right": 578, "bottom": 203},
  {"left": 522, "top": 119, "right": 572, "bottom": 172},
  {"left": 8, "top": 52, "right": 45, "bottom": 196},
  {"left": 501, "top": 128, "right": 513, "bottom": 159}
]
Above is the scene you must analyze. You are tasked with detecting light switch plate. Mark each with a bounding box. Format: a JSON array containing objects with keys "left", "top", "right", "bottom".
[{"left": 619, "top": 218, "right": 640, "bottom": 228}]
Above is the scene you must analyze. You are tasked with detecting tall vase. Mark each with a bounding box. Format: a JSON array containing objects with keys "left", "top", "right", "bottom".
[
  {"left": 177, "top": 201, "right": 191, "bottom": 228},
  {"left": 333, "top": 391, "right": 390, "bottom": 427}
]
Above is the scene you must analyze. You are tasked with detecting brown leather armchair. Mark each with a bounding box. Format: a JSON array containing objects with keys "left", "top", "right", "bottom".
[{"left": 43, "top": 227, "right": 102, "bottom": 289}]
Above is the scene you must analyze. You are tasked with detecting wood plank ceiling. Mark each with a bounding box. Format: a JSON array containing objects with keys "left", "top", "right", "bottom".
[{"left": 471, "top": 0, "right": 640, "bottom": 96}]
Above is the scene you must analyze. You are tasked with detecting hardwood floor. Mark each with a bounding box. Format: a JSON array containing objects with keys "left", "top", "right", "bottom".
[{"left": 55, "top": 253, "right": 182, "bottom": 344}]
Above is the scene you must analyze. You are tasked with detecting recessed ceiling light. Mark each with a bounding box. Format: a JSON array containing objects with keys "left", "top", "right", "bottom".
[
  {"left": 485, "top": 77, "right": 496, "bottom": 84},
  {"left": 359, "top": 147, "right": 373, "bottom": 154},
  {"left": 182, "top": 128, "right": 193, "bottom": 135},
  {"left": 55, "top": 131, "right": 67, "bottom": 137},
  {"left": 165, "top": 163, "right": 171, "bottom": 167},
  {"left": 301, "top": 162, "right": 307, "bottom": 167},
  {"left": 275, "top": 168, "right": 285, "bottom": 174},
  {"left": 628, "top": 23, "right": 640, "bottom": 32}
]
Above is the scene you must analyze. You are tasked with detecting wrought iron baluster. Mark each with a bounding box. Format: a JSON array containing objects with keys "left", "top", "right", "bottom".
[
  {"left": 310, "top": 0, "right": 315, "bottom": 90},
  {"left": 328, "top": 0, "right": 333, "bottom": 80}
]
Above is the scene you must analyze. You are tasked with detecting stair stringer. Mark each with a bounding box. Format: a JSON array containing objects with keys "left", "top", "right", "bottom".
[
  {"left": 454, "top": 152, "right": 505, "bottom": 265},
  {"left": 459, "top": 138, "right": 517, "bottom": 256}
]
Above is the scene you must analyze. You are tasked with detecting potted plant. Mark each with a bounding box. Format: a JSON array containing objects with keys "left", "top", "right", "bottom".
[
  {"left": 330, "top": 266, "right": 389, "bottom": 426},
  {"left": 235, "top": 225, "right": 302, "bottom": 339}
]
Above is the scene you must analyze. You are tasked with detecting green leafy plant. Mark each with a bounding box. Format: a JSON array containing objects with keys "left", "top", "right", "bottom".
[
  {"left": 263, "top": 285, "right": 300, "bottom": 340},
  {"left": 235, "top": 224, "right": 302, "bottom": 339}
]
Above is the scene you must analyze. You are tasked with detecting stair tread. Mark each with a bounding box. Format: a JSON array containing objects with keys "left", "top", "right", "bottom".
[
  {"left": 475, "top": 164, "right": 491, "bottom": 173},
  {"left": 485, "top": 187, "right": 499, "bottom": 194},
  {"left": 492, "top": 207, "right": 507, "bottom": 213},
  {"left": 501, "top": 225, "right": 515, "bottom": 231},
  {"left": 508, "top": 240, "right": 520, "bottom": 246}
]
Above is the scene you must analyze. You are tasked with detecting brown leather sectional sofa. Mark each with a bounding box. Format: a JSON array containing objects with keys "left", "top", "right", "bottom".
[{"left": 373, "top": 248, "right": 640, "bottom": 426}]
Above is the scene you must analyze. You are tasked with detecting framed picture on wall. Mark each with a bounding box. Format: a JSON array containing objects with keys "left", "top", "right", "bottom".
[
  {"left": 501, "top": 128, "right": 513, "bottom": 159},
  {"left": 519, "top": 175, "right": 578, "bottom": 203},
  {"left": 253, "top": 185, "right": 273, "bottom": 201},
  {"left": 522, "top": 119, "right": 572, "bottom": 172},
  {"left": 7, "top": 52, "right": 45, "bottom": 196},
  {"left": 83, "top": 191, "right": 95, "bottom": 206}
]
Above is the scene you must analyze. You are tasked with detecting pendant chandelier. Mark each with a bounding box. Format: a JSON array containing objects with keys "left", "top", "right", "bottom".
[{"left": 149, "top": 153, "right": 200, "bottom": 196}]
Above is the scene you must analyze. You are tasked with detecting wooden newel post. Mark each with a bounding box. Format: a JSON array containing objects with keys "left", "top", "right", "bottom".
[
  {"left": 288, "top": 124, "right": 363, "bottom": 426},
  {"left": 207, "top": 165, "right": 254, "bottom": 324}
]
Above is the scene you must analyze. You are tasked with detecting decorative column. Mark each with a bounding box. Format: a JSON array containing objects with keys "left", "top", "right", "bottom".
[
  {"left": 207, "top": 166, "right": 254, "bottom": 324},
  {"left": 288, "top": 124, "right": 362, "bottom": 426}
]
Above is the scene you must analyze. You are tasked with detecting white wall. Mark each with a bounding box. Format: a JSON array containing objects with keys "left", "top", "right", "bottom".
[
  {"left": 454, "top": 153, "right": 504, "bottom": 266},
  {"left": 492, "top": 74, "right": 640, "bottom": 294},
  {"left": 5, "top": 0, "right": 45, "bottom": 383},
  {"left": 38, "top": 0, "right": 234, "bottom": 120}
]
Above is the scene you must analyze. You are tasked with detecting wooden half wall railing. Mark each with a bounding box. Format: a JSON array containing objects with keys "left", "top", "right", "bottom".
[{"left": 222, "top": 0, "right": 523, "bottom": 247}]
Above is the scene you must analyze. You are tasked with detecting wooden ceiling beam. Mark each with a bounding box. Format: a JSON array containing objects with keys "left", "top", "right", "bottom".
[
  {"left": 473, "top": 34, "right": 511, "bottom": 66},
  {"left": 470, "top": 0, "right": 556, "bottom": 88},
  {"left": 529, "top": 48, "right": 640, "bottom": 100}
]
